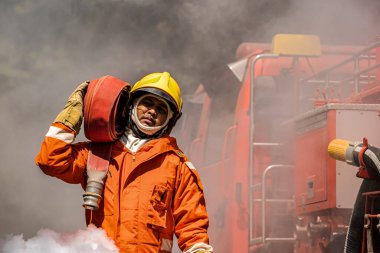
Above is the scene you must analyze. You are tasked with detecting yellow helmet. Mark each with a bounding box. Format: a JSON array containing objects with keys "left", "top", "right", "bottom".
[{"left": 131, "top": 72, "right": 183, "bottom": 113}]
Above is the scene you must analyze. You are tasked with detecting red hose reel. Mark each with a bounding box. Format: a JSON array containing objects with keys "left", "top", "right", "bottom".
[{"left": 83, "top": 75, "right": 130, "bottom": 142}]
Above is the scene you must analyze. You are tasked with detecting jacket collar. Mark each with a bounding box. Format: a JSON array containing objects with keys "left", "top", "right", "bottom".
[{"left": 114, "top": 135, "right": 180, "bottom": 159}]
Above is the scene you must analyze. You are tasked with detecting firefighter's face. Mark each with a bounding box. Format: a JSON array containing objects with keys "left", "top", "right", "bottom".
[{"left": 136, "top": 95, "right": 169, "bottom": 127}]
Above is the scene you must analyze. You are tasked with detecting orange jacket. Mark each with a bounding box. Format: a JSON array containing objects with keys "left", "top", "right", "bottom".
[{"left": 36, "top": 123, "right": 210, "bottom": 253}]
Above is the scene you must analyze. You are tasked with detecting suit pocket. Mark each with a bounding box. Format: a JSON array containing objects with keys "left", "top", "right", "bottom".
[{"left": 147, "top": 184, "right": 170, "bottom": 229}]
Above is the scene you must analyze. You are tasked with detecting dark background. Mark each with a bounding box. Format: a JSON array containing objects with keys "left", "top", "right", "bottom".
[{"left": 1, "top": 0, "right": 380, "bottom": 244}]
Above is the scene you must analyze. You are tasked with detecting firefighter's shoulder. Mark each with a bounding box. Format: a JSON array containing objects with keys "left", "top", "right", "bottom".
[
  {"left": 175, "top": 150, "right": 195, "bottom": 168},
  {"left": 175, "top": 150, "right": 186, "bottom": 158},
  {"left": 175, "top": 150, "right": 203, "bottom": 190}
]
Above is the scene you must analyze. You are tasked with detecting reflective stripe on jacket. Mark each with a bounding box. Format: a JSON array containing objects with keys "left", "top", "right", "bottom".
[{"left": 36, "top": 123, "right": 210, "bottom": 253}]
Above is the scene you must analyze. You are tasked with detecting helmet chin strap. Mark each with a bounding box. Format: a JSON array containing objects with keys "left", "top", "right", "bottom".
[{"left": 131, "top": 94, "right": 173, "bottom": 136}]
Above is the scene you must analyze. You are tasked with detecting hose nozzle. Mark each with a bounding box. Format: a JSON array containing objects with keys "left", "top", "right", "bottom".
[
  {"left": 328, "top": 139, "right": 350, "bottom": 162},
  {"left": 83, "top": 180, "right": 104, "bottom": 210},
  {"left": 82, "top": 143, "right": 112, "bottom": 211},
  {"left": 328, "top": 138, "right": 360, "bottom": 166},
  {"left": 328, "top": 137, "right": 380, "bottom": 179}
]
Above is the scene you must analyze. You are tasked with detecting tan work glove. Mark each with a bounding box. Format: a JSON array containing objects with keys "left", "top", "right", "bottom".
[{"left": 54, "top": 81, "right": 89, "bottom": 134}]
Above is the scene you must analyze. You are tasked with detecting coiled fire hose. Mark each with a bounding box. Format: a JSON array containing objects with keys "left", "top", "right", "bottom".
[
  {"left": 328, "top": 138, "right": 380, "bottom": 253},
  {"left": 84, "top": 75, "right": 130, "bottom": 142},
  {"left": 82, "top": 75, "right": 130, "bottom": 210}
]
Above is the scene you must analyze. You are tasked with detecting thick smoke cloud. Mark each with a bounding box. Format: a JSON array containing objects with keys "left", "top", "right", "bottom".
[
  {"left": 1, "top": 0, "right": 380, "bottom": 252},
  {"left": 253, "top": 0, "right": 380, "bottom": 45}
]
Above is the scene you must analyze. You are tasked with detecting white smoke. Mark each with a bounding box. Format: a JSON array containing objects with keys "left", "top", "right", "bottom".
[{"left": 0, "top": 225, "right": 119, "bottom": 253}]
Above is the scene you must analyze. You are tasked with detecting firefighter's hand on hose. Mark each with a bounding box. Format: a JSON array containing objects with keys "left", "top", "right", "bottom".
[{"left": 54, "top": 81, "right": 89, "bottom": 134}]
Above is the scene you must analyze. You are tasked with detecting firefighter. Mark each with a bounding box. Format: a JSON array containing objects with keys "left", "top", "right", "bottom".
[{"left": 35, "top": 72, "right": 213, "bottom": 253}]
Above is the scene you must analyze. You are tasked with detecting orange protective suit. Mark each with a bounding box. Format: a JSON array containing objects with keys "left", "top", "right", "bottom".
[{"left": 36, "top": 123, "right": 210, "bottom": 253}]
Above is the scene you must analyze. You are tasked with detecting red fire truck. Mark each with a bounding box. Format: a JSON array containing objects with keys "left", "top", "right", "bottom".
[{"left": 176, "top": 34, "right": 380, "bottom": 253}]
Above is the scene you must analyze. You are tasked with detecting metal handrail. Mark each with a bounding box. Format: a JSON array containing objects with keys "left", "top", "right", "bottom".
[
  {"left": 306, "top": 78, "right": 375, "bottom": 85},
  {"left": 261, "top": 165, "right": 294, "bottom": 244},
  {"left": 188, "top": 137, "right": 201, "bottom": 161},
  {"left": 249, "top": 53, "right": 280, "bottom": 245},
  {"left": 302, "top": 41, "right": 380, "bottom": 82},
  {"left": 250, "top": 164, "right": 294, "bottom": 245},
  {"left": 338, "top": 62, "right": 380, "bottom": 86},
  {"left": 220, "top": 124, "right": 237, "bottom": 194}
]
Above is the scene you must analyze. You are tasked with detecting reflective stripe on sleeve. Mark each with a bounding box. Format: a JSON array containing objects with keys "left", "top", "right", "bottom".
[
  {"left": 185, "top": 161, "right": 196, "bottom": 170},
  {"left": 46, "top": 126, "right": 75, "bottom": 144},
  {"left": 161, "top": 238, "right": 173, "bottom": 252}
]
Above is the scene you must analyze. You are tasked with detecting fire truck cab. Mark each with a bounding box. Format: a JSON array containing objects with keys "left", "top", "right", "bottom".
[{"left": 176, "top": 34, "right": 380, "bottom": 253}]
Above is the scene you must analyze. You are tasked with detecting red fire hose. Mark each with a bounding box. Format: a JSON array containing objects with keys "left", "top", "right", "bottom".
[
  {"left": 82, "top": 75, "right": 130, "bottom": 210},
  {"left": 83, "top": 75, "right": 130, "bottom": 142}
]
